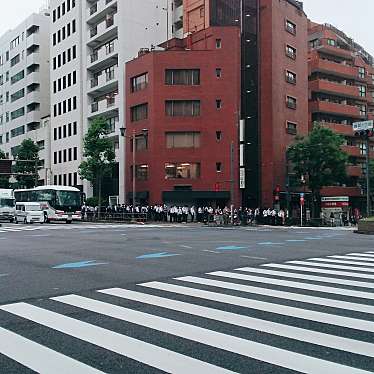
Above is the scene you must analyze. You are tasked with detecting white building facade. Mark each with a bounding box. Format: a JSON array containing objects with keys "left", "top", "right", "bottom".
[
  {"left": 50, "top": 0, "right": 170, "bottom": 201},
  {"left": 0, "top": 11, "right": 51, "bottom": 183}
]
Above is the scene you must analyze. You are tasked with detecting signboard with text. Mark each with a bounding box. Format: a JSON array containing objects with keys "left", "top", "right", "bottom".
[{"left": 353, "top": 120, "right": 373, "bottom": 132}]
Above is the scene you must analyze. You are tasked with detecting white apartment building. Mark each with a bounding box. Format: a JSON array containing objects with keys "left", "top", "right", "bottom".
[
  {"left": 50, "top": 0, "right": 171, "bottom": 201},
  {"left": 0, "top": 11, "right": 51, "bottom": 184}
]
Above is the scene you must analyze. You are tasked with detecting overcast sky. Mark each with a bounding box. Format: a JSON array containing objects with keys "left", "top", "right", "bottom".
[{"left": 0, "top": 0, "right": 373, "bottom": 56}]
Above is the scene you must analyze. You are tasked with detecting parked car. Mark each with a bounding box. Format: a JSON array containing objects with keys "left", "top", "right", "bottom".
[{"left": 15, "top": 202, "right": 44, "bottom": 224}]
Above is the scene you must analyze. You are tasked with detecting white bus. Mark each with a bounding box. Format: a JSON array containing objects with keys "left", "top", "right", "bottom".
[
  {"left": 14, "top": 186, "right": 82, "bottom": 223},
  {"left": 0, "top": 189, "right": 15, "bottom": 222}
]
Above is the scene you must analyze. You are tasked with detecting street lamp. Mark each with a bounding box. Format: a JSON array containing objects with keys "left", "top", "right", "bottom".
[{"left": 119, "top": 127, "right": 148, "bottom": 221}]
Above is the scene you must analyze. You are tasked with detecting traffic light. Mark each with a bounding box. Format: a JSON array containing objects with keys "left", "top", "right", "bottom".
[{"left": 274, "top": 185, "right": 281, "bottom": 201}]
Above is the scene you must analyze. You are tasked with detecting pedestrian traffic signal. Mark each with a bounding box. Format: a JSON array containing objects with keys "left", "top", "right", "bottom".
[
  {"left": 214, "top": 183, "right": 220, "bottom": 192},
  {"left": 274, "top": 185, "right": 281, "bottom": 201}
]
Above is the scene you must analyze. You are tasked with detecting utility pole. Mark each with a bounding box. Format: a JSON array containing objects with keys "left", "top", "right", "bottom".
[
  {"left": 132, "top": 129, "right": 136, "bottom": 221},
  {"left": 366, "top": 135, "right": 371, "bottom": 216}
]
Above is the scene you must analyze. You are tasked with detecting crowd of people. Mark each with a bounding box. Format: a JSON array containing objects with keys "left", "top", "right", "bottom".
[{"left": 81, "top": 204, "right": 289, "bottom": 226}]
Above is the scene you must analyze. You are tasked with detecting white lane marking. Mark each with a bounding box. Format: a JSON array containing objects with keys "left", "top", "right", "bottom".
[
  {"left": 180, "top": 245, "right": 193, "bottom": 249},
  {"left": 0, "top": 327, "right": 103, "bottom": 373},
  {"left": 287, "top": 261, "right": 374, "bottom": 274},
  {"left": 345, "top": 253, "right": 374, "bottom": 258},
  {"left": 329, "top": 255, "right": 374, "bottom": 263},
  {"left": 262, "top": 263, "right": 374, "bottom": 280},
  {"left": 141, "top": 282, "right": 374, "bottom": 333},
  {"left": 53, "top": 294, "right": 371, "bottom": 374},
  {"left": 177, "top": 276, "right": 374, "bottom": 315},
  {"left": 209, "top": 271, "right": 374, "bottom": 300},
  {"left": 236, "top": 267, "right": 374, "bottom": 290},
  {"left": 309, "top": 258, "right": 374, "bottom": 267},
  {"left": 0, "top": 303, "right": 234, "bottom": 374},
  {"left": 240, "top": 256, "right": 268, "bottom": 260},
  {"left": 100, "top": 288, "right": 374, "bottom": 358}
]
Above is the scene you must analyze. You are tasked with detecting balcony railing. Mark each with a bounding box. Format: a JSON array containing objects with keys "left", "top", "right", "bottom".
[
  {"left": 91, "top": 77, "right": 99, "bottom": 88},
  {"left": 91, "top": 102, "right": 99, "bottom": 113},
  {"left": 90, "top": 26, "right": 98, "bottom": 37},
  {"left": 91, "top": 51, "right": 98, "bottom": 63},
  {"left": 90, "top": 3, "right": 98, "bottom": 15}
]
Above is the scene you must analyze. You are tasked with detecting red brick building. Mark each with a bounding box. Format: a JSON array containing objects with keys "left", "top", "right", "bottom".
[
  {"left": 125, "top": 0, "right": 309, "bottom": 207},
  {"left": 125, "top": 27, "right": 241, "bottom": 206},
  {"left": 308, "top": 22, "right": 374, "bottom": 211}
]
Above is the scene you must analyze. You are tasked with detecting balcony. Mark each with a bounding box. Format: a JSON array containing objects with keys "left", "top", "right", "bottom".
[
  {"left": 26, "top": 33, "right": 40, "bottom": 48},
  {"left": 26, "top": 71, "right": 40, "bottom": 85},
  {"left": 26, "top": 110, "right": 40, "bottom": 125},
  {"left": 347, "top": 165, "right": 362, "bottom": 178},
  {"left": 321, "top": 186, "right": 362, "bottom": 197},
  {"left": 342, "top": 145, "right": 362, "bottom": 157},
  {"left": 310, "top": 100, "right": 364, "bottom": 118},
  {"left": 88, "top": 39, "right": 118, "bottom": 71},
  {"left": 89, "top": 95, "right": 119, "bottom": 118},
  {"left": 318, "top": 121, "right": 354, "bottom": 136},
  {"left": 87, "top": 0, "right": 117, "bottom": 25},
  {"left": 88, "top": 67, "right": 118, "bottom": 94},
  {"left": 88, "top": 14, "right": 117, "bottom": 46},
  {"left": 309, "top": 58, "right": 358, "bottom": 79},
  {"left": 309, "top": 80, "right": 361, "bottom": 99},
  {"left": 316, "top": 40, "right": 354, "bottom": 59}
]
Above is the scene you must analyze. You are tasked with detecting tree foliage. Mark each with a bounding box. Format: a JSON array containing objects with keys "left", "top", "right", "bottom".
[
  {"left": 287, "top": 125, "right": 348, "bottom": 215},
  {"left": 0, "top": 149, "right": 10, "bottom": 188},
  {"left": 13, "top": 139, "right": 40, "bottom": 189},
  {"left": 78, "top": 117, "right": 115, "bottom": 208}
]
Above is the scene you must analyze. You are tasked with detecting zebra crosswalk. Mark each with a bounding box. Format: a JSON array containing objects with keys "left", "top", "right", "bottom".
[{"left": 1, "top": 251, "right": 374, "bottom": 373}]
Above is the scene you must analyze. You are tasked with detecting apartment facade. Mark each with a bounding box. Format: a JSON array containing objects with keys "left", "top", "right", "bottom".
[
  {"left": 124, "top": 0, "right": 308, "bottom": 208},
  {"left": 125, "top": 27, "right": 241, "bottom": 206},
  {"left": 308, "top": 22, "right": 374, "bottom": 211},
  {"left": 0, "top": 11, "right": 51, "bottom": 183},
  {"left": 49, "top": 0, "right": 169, "bottom": 199}
]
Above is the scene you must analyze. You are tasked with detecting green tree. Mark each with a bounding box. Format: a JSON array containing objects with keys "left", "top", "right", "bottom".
[
  {"left": 78, "top": 117, "right": 115, "bottom": 217},
  {"left": 287, "top": 125, "right": 348, "bottom": 217},
  {"left": 13, "top": 139, "right": 40, "bottom": 189},
  {"left": 0, "top": 149, "right": 10, "bottom": 188}
]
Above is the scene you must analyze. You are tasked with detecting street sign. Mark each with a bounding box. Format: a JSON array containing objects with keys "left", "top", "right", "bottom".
[
  {"left": 239, "top": 168, "right": 246, "bottom": 189},
  {"left": 352, "top": 120, "right": 373, "bottom": 132}
]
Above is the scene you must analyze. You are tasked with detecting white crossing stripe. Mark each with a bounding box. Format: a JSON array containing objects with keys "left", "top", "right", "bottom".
[
  {"left": 177, "top": 276, "right": 374, "bottom": 315},
  {"left": 100, "top": 287, "right": 374, "bottom": 358},
  {"left": 141, "top": 281, "right": 374, "bottom": 333},
  {"left": 287, "top": 260, "right": 374, "bottom": 274},
  {"left": 349, "top": 253, "right": 374, "bottom": 258},
  {"left": 328, "top": 255, "right": 374, "bottom": 263},
  {"left": 0, "top": 302, "right": 234, "bottom": 374},
  {"left": 309, "top": 257, "right": 374, "bottom": 267},
  {"left": 262, "top": 263, "right": 374, "bottom": 280},
  {"left": 236, "top": 266, "right": 374, "bottom": 289},
  {"left": 52, "top": 294, "right": 371, "bottom": 374},
  {"left": 209, "top": 271, "right": 374, "bottom": 299},
  {"left": 0, "top": 327, "right": 103, "bottom": 373}
]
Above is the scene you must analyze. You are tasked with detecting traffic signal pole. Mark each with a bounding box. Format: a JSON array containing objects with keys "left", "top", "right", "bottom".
[{"left": 366, "top": 136, "right": 371, "bottom": 217}]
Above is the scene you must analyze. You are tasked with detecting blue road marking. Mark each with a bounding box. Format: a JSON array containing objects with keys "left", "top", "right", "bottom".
[
  {"left": 52, "top": 260, "right": 108, "bottom": 269},
  {"left": 215, "top": 246, "right": 247, "bottom": 251},
  {"left": 137, "top": 252, "right": 180, "bottom": 259}
]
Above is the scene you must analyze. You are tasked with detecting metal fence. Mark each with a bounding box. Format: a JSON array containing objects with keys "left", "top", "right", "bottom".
[{"left": 83, "top": 212, "right": 148, "bottom": 223}]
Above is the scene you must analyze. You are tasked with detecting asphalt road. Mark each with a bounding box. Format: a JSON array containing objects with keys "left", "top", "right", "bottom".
[{"left": 0, "top": 222, "right": 373, "bottom": 373}]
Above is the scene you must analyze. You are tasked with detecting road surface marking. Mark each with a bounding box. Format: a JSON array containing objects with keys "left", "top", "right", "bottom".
[
  {"left": 287, "top": 260, "right": 374, "bottom": 274},
  {"left": 263, "top": 263, "right": 374, "bottom": 280},
  {"left": 236, "top": 267, "right": 374, "bottom": 289},
  {"left": 328, "top": 255, "right": 374, "bottom": 263},
  {"left": 141, "top": 282, "right": 374, "bottom": 333},
  {"left": 209, "top": 271, "right": 374, "bottom": 300},
  {"left": 99, "top": 287, "right": 374, "bottom": 358},
  {"left": 176, "top": 276, "right": 374, "bottom": 315},
  {"left": 0, "top": 302, "right": 234, "bottom": 374},
  {"left": 52, "top": 294, "right": 370, "bottom": 374},
  {"left": 308, "top": 257, "right": 374, "bottom": 267},
  {"left": 0, "top": 327, "right": 103, "bottom": 373}
]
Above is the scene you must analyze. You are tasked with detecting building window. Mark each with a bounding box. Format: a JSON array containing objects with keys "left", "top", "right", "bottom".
[
  {"left": 286, "top": 96, "right": 297, "bottom": 109},
  {"left": 216, "top": 131, "right": 222, "bottom": 141},
  {"left": 165, "top": 163, "right": 200, "bottom": 179},
  {"left": 216, "top": 162, "right": 222, "bottom": 172},
  {"left": 216, "top": 99, "right": 222, "bottom": 109},
  {"left": 286, "top": 121, "right": 297, "bottom": 135},
  {"left": 216, "top": 39, "right": 222, "bottom": 49},
  {"left": 11, "top": 107, "right": 25, "bottom": 120},
  {"left": 131, "top": 72, "right": 148, "bottom": 92},
  {"left": 286, "top": 45, "right": 296, "bottom": 60},
  {"left": 327, "top": 38, "right": 336, "bottom": 46},
  {"left": 285, "top": 20, "right": 296, "bottom": 35},
  {"left": 165, "top": 69, "right": 200, "bottom": 85},
  {"left": 285, "top": 70, "right": 296, "bottom": 84},
  {"left": 358, "top": 67, "right": 365, "bottom": 79},
  {"left": 359, "top": 85, "right": 366, "bottom": 97},
  {"left": 132, "top": 165, "right": 149, "bottom": 181},
  {"left": 166, "top": 132, "right": 200, "bottom": 148},
  {"left": 216, "top": 68, "right": 222, "bottom": 78},
  {"left": 165, "top": 100, "right": 200, "bottom": 116},
  {"left": 359, "top": 104, "right": 367, "bottom": 117},
  {"left": 130, "top": 103, "right": 148, "bottom": 122}
]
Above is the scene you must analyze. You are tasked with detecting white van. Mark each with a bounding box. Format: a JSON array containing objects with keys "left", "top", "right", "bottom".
[
  {"left": 15, "top": 202, "right": 44, "bottom": 224},
  {"left": 0, "top": 189, "right": 15, "bottom": 222}
]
